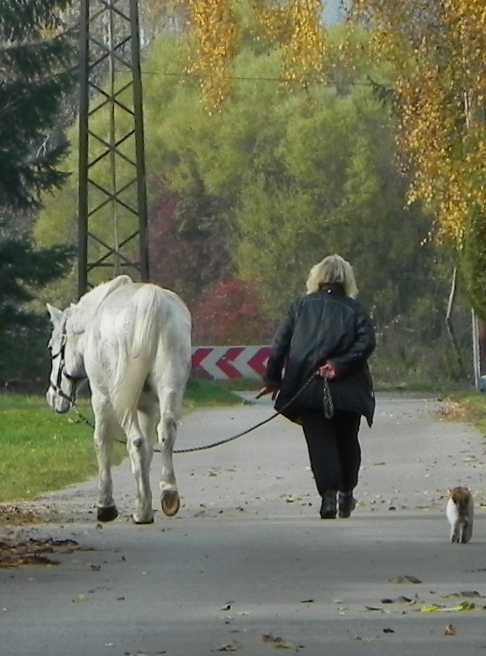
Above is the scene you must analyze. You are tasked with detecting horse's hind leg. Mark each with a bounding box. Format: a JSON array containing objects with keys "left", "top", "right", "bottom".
[
  {"left": 124, "top": 412, "right": 154, "bottom": 525},
  {"left": 92, "top": 396, "right": 118, "bottom": 522},
  {"left": 157, "top": 389, "right": 182, "bottom": 517}
]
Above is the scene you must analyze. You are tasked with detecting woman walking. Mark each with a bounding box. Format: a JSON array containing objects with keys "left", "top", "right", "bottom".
[{"left": 257, "top": 254, "right": 376, "bottom": 520}]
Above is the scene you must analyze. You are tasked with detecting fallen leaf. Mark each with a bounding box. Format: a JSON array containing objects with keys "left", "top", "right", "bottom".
[
  {"left": 420, "top": 602, "right": 475, "bottom": 613},
  {"left": 441, "top": 591, "right": 484, "bottom": 599},
  {"left": 0, "top": 537, "right": 90, "bottom": 569},
  {"left": 444, "top": 624, "right": 457, "bottom": 636},
  {"left": 285, "top": 496, "right": 303, "bottom": 504},
  {"left": 389, "top": 575, "right": 422, "bottom": 584},
  {"left": 214, "top": 642, "right": 242, "bottom": 652},
  {"left": 73, "top": 594, "right": 89, "bottom": 602},
  {"left": 262, "top": 634, "right": 302, "bottom": 650}
]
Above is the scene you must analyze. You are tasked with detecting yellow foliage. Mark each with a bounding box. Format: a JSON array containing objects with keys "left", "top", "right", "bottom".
[
  {"left": 172, "top": 0, "right": 240, "bottom": 107},
  {"left": 282, "top": 0, "right": 328, "bottom": 85},
  {"left": 350, "top": 0, "right": 486, "bottom": 247},
  {"left": 176, "top": 0, "right": 486, "bottom": 247},
  {"left": 173, "top": 0, "right": 329, "bottom": 100}
]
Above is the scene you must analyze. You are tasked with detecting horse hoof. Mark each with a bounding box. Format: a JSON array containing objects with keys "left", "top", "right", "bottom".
[
  {"left": 97, "top": 505, "right": 118, "bottom": 522},
  {"left": 161, "top": 489, "right": 180, "bottom": 517},
  {"left": 133, "top": 515, "right": 155, "bottom": 525}
]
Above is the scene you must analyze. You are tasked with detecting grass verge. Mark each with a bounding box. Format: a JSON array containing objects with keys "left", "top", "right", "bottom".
[
  {"left": 0, "top": 379, "right": 241, "bottom": 503},
  {"left": 1, "top": 379, "right": 484, "bottom": 504},
  {"left": 439, "top": 389, "right": 486, "bottom": 435}
]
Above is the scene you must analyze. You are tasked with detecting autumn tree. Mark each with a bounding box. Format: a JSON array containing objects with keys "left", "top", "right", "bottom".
[
  {"left": 148, "top": 189, "right": 232, "bottom": 306},
  {"left": 347, "top": 2, "right": 486, "bottom": 299},
  {"left": 174, "top": 1, "right": 486, "bottom": 240},
  {"left": 35, "top": 27, "right": 457, "bottom": 373},
  {"left": 169, "top": 0, "right": 483, "bottom": 376}
]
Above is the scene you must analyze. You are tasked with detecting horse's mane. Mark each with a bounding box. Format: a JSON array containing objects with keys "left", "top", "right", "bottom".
[{"left": 68, "top": 275, "right": 133, "bottom": 334}]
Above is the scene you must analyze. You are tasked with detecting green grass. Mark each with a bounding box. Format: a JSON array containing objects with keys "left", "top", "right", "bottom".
[
  {"left": 443, "top": 389, "right": 486, "bottom": 435},
  {"left": 0, "top": 396, "right": 125, "bottom": 503},
  {"left": 3, "top": 378, "right": 484, "bottom": 504},
  {"left": 184, "top": 377, "right": 246, "bottom": 408},
  {"left": 0, "top": 379, "right": 242, "bottom": 503}
]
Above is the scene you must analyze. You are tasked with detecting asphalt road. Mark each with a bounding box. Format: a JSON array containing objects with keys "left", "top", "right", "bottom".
[{"left": 1, "top": 393, "right": 486, "bottom": 656}]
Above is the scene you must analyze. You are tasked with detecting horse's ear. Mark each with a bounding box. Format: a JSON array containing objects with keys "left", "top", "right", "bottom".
[{"left": 46, "top": 303, "right": 63, "bottom": 326}]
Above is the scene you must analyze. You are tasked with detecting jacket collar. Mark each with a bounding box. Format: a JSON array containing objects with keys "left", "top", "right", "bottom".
[{"left": 319, "top": 282, "right": 346, "bottom": 296}]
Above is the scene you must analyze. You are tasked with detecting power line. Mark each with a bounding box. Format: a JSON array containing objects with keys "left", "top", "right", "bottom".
[{"left": 142, "top": 69, "right": 372, "bottom": 86}]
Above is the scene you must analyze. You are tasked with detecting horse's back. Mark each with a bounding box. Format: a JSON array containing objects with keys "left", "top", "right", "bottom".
[
  {"left": 95, "top": 282, "right": 190, "bottom": 332},
  {"left": 85, "top": 281, "right": 191, "bottom": 416},
  {"left": 131, "top": 283, "right": 191, "bottom": 361},
  {"left": 89, "top": 283, "right": 191, "bottom": 370}
]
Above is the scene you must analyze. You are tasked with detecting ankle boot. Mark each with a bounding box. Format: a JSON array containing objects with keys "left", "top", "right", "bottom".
[
  {"left": 338, "top": 491, "right": 356, "bottom": 518},
  {"left": 320, "top": 490, "right": 337, "bottom": 519}
]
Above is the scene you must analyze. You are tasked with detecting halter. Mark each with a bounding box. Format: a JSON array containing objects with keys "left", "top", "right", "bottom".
[{"left": 49, "top": 327, "right": 86, "bottom": 406}]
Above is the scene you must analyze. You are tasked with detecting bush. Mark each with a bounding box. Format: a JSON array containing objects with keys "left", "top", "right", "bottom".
[{"left": 0, "top": 323, "right": 50, "bottom": 392}]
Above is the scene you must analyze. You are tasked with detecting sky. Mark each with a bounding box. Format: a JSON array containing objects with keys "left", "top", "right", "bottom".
[{"left": 324, "top": 0, "right": 347, "bottom": 24}]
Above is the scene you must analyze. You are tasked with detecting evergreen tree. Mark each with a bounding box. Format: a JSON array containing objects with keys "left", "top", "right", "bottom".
[
  {"left": 0, "top": 239, "right": 73, "bottom": 332},
  {"left": 0, "top": 0, "right": 76, "bottom": 211},
  {"left": 0, "top": 0, "right": 76, "bottom": 382}
]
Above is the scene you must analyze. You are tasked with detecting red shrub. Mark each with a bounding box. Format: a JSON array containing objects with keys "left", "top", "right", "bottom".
[{"left": 192, "top": 278, "right": 274, "bottom": 345}]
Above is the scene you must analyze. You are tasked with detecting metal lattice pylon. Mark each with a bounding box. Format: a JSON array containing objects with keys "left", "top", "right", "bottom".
[{"left": 78, "top": 0, "right": 149, "bottom": 297}]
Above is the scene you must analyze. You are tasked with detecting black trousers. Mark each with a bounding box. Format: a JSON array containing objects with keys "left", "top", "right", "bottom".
[{"left": 300, "top": 409, "right": 362, "bottom": 497}]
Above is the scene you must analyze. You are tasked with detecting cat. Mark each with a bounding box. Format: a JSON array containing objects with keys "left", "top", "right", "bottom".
[{"left": 446, "top": 486, "right": 474, "bottom": 543}]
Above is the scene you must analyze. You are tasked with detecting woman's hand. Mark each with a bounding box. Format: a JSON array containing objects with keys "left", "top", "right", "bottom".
[
  {"left": 256, "top": 383, "right": 279, "bottom": 400},
  {"left": 318, "top": 363, "right": 338, "bottom": 380}
]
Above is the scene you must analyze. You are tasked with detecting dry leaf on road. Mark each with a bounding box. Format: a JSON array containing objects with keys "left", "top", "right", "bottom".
[
  {"left": 262, "top": 634, "right": 303, "bottom": 650},
  {"left": 389, "top": 574, "right": 422, "bottom": 584},
  {"left": 214, "top": 642, "right": 242, "bottom": 652}
]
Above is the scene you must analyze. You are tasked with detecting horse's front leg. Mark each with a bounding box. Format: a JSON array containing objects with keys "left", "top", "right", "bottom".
[
  {"left": 157, "top": 390, "right": 181, "bottom": 517},
  {"left": 124, "top": 411, "right": 154, "bottom": 525},
  {"left": 92, "top": 396, "right": 118, "bottom": 522}
]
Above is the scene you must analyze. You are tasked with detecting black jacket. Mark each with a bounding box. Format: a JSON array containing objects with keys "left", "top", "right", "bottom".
[{"left": 265, "top": 285, "right": 376, "bottom": 426}]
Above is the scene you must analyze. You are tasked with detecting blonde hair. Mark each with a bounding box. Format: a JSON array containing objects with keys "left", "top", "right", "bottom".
[{"left": 305, "top": 254, "right": 359, "bottom": 298}]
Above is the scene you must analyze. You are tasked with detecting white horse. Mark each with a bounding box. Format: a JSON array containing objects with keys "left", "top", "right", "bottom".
[{"left": 46, "top": 275, "right": 192, "bottom": 524}]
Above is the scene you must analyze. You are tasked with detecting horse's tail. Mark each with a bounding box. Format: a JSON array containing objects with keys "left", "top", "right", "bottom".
[
  {"left": 132, "top": 285, "right": 162, "bottom": 359},
  {"left": 110, "top": 285, "right": 163, "bottom": 426}
]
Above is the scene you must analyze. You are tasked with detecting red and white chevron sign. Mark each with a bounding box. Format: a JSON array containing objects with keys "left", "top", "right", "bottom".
[{"left": 191, "top": 346, "right": 271, "bottom": 379}]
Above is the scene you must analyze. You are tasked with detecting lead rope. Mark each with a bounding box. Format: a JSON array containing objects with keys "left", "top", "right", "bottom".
[
  {"left": 174, "top": 373, "right": 333, "bottom": 454},
  {"left": 70, "top": 372, "right": 334, "bottom": 454},
  {"left": 322, "top": 375, "right": 334, "bottom": 419}
]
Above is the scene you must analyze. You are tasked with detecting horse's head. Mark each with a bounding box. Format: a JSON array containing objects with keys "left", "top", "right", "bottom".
[{"left": 46, "top": 303, "right": 85, "bottom": 414}]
